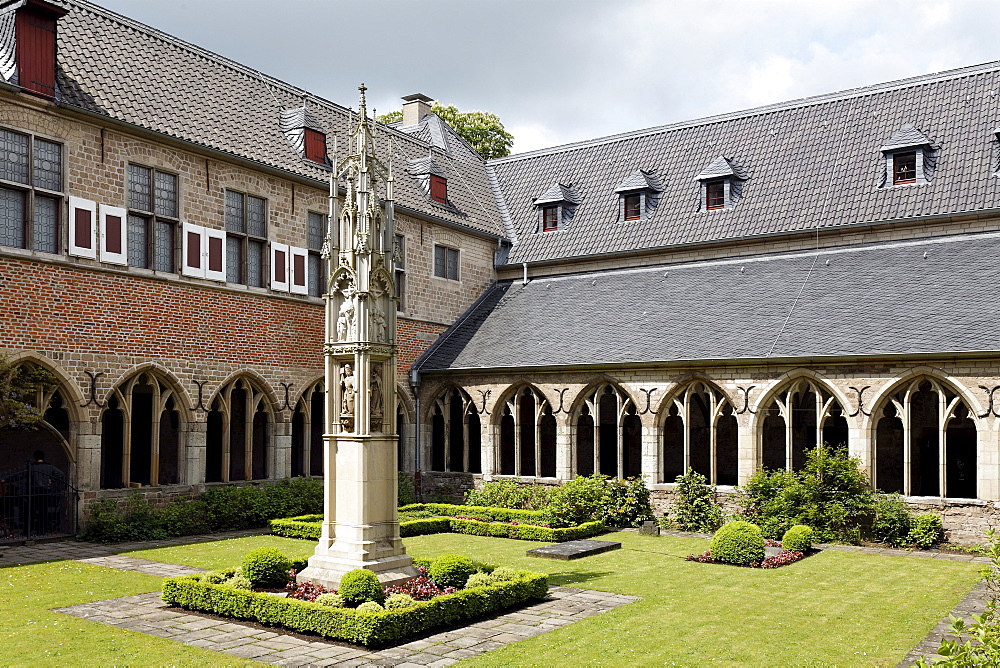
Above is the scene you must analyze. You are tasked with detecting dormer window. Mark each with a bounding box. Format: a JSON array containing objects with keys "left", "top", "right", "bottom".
[
  {"left": 880, "top": 124, "right": 935, "bottom": 187},
  {"left": 892, "top": 151, "right": 917, "bottom": 184},
  {"left": 696, "top": 156, "right": 747, "bottom": 211},
  {"left": 542, "top": 206, "right": 559, "bottom": 231},
  {"left": 533, "top": 182, "right": 580, "bottom": 233},
  {"left": 303, "top": 128, "right": 327, "bottom": 164},
  {"left": 706, "top": 181, "right": 725, "bottom": 209},
  {"left": 4, "top": 0, "right": 68, "bottom": 100},
  {"left": 624, "top": 194, "right": 641, "bottom": 220},
  {"left": 430, "top": 174, "right": 447, "bottom": 203}
]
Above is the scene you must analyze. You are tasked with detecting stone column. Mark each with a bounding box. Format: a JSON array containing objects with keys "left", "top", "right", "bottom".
[{"left": 185, "top": 420, "right": 207, "bottom": 487}]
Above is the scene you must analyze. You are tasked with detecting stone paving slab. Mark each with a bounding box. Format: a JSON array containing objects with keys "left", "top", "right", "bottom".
[
  {"left": 75, "top": 555, "right": 207, "bottom": 576},
  {"left": 55, "top": 586, "right": 638, "bottom": 666}
]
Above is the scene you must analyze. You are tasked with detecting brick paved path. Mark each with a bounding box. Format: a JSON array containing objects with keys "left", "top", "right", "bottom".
[{"left": 56, "top": 586, "right": 639, "bottom": 667}]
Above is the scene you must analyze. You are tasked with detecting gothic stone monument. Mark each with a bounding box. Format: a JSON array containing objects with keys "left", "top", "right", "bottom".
[{"left": 298, "top": 86, "right": 418, "bottom": 588}]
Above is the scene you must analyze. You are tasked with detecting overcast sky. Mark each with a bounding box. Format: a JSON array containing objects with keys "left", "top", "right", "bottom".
[{"left": 96, "top": 0, "right": 1000, "bottom": 154}]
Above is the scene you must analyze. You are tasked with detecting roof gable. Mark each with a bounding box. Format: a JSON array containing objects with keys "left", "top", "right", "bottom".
[
  {"left": 534, "top": 182, "right": 580, "bottom": 205},
  {"left": 615, "top": 168, "right": 661, "bottom": 193},
  {"left": 880, "top": 124, "right": 932, "bottom": 152}
]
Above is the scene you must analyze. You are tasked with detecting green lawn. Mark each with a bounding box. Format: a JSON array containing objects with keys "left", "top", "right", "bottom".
[{"left": 1, "top": 532, "right": 983, "bottom": 666}]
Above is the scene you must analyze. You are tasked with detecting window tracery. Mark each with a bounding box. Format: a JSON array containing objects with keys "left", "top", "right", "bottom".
[
  {"left": 429, "top": 388, "right": 480, "bottom": 473},
  {"left": 661, "top": 382, "right": 738, "bottom": 485},
  {"left": 205, "top": 378, "right": 271, "bottom": 483},
  {"left": 574, "top": 384, "right": 640, "bottom": 479},
  {"left": 759, "top": 379, "right": 848, "bottom": 471}
]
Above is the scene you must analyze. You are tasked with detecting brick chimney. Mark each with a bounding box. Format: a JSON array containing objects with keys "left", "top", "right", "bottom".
[{"left": 401, "top": 93, "right": 433, "bottom": 126}]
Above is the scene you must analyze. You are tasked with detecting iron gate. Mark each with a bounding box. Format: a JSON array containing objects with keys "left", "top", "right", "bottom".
[{"left": 0, "top": 461, "right": 78, "bottom": 543}]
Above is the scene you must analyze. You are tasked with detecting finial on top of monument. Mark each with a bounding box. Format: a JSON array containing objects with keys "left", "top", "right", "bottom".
[{"left": 357, "top": 83, "right": 369, "bottom": 126}]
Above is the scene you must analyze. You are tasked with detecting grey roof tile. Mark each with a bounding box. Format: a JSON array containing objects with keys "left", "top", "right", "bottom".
[{"left": 415, "top": 232, "right": 1000, "bottom": 371}]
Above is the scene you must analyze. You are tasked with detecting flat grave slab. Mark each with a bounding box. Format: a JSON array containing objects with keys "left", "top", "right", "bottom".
[{"left": 526, "top": 539, "right": 622, "bottom": 560}]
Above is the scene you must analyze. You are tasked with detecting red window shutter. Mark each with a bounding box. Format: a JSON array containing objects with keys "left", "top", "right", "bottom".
[
  {"left": 275, "top": 249, "right": 286, "bottom": 282},
  {"left": 105, "top": 215, "right": 122, "bottom": 254},
  {"left": 74, "top": 207, "right": 92, "bottom": 250},
  {"left": 430, "top": 175, "right": 447, "bottom": 203},
  {"left": 15, "top": 10, "right": 57, "bottom": 98},
  {"left": 293, "top": 253, "right": 305, "bottom": 286},
  {"left": 186, "top": 229, "right": 201, "bottom": 269},
  {"left": 208, "top": 235, "right": 223, "bottom": 273},
  {"left": 304, "top": 129, "right": 327, "bottom": 163}
]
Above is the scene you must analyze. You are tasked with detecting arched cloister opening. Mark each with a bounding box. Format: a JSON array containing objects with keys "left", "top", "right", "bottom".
[
  {"left": 873, "top": 377, "right": 978, "bottom": 498},
  {"left": 205, "top": 377, "right": 274, "bottom": 483},
  {"left": 99, "top": 372, "right": 183, "bottom": 489},
  {"left": 428, "top": 388, "right": 480, "bottom": 473},
  {"left": 660, "top": 382, "right": 738, "bottom": 485},
  {"left": 291, "top": 381, "right": 325, "bottom": 478},
  {"left": 757, "top": 378, "right": 848, "bottom": 471},
  {"left": 495, "top": 386, "right": 556, "bottom": 478},
  {"left": 0, "top": 363, "right": 74, "bottom": 477},
  {"left": 573, "top": 384, "right": 639, "bottom": 479}
]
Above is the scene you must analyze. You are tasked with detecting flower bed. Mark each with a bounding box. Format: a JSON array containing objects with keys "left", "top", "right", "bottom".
[
  {"left": 161, "top": 561, "right": 549, "bottom": 647},
  {"left": 685, "top": 548, "right": 808, "bottom": 569},
  {"left": 270, "top": 507, "right": 604, "bottom": 543}
]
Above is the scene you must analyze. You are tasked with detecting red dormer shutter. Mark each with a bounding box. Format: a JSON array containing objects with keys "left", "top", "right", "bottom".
[
  {"left": 430, "top": 175, "right": 447, "bottom": 203},
  {"left": 304, "top": 129, "right": 327, "bottom": 163},
  {"left": 16, "top": 8, "right": 57, "bottom": 98}
]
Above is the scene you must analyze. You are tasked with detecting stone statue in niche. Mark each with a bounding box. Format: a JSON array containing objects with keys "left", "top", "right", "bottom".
[
  {"left": 336, "top": 296, "right": 356, "bottom": 342},
  {"left": 370, "top": 300, "right": 386, "bottom": 343},
  {"left": 370, "top": 364, "right": 384, "bottom": 431},
  {"left": 340, "top": 363, "right": 356, "bottom": 430}
]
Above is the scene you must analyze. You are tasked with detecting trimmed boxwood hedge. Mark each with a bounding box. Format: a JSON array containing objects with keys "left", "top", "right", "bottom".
[
  {"left": 270, "top": 513, "right": 604, "bottom": 542},
  {"left": 399, "top": 503, "right": 549, "bottom": 523},
  {"left": 161, "top": 568, "right": 549, "bottom": 647}
]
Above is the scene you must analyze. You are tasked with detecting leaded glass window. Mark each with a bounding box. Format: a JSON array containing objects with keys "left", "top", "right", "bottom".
[
  {"left": 0, "top": 128, "right": 63, "bottom": 252},
  {"left": 127, "top": 165, "right": 178, "bottom": 271},
  {"left": 224, "top": 189, "right": 267, "bottom": 287}
]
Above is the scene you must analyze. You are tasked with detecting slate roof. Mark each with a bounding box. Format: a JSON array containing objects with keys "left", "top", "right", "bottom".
[
  {"left": 414, "top": 231, "right": 1000, "bottom": 372},
  {"left": 29, "top": 0, "right": 504, "bottom": 237},
  {"left": 488, "top": 61, "right": 1000, "bottom": 265}
]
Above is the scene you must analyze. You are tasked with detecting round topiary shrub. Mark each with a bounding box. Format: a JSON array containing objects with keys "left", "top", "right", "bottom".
[
  {"left": 356, "top": 601, "right": 384, "bottom": 613},
  {"left": 490, "top": 566, "right": 518, "bottom": 582},
  {"left": 316, "top": 593, "right": 345, "bottom": 607},
  {"left": 339, "top": 568, "right": 385, "bottom": 606},
  {"left": 429, "top": 554, "right": 477, "bottom": 589},
  {"left": 385, "top": 593, "right": 416, "bottom": 610},
  {"left": 782, "top": 525, "right": 814, "bottom": 552},
  {"left": 710, "top": 520, "right": 765, "bottom": 565},
  {"left": 241, "top": 547, "right": 292, "bottom": 588},
  {"left": 464, "top": 572, "right": 495, "bottom": 589}
]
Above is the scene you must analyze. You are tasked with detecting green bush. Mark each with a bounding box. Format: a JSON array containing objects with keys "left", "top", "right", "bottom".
[
  {"left": 316, "top": 593, "right": 345, "bottom": 607},
  {"left": 241, "top": 547, "right": 292, "bottom": 588},
  {"left": 491, "top": 567, "right": 517, "bottom": 582},
  {"left": 736, "top": 446, "right": 875, "bottom": 542},
  {"left": 339, "top": 569, "right": 385, "bottom": 606},
  {"left": 711, "top": 521, "right": 765, "bottom": 565},
  {"left": 77, "top": 494, "right": 168, "bottom": 543},
  {"left": 225, "top": 573, "right": 252, "bottom": 590},
  {"left": 202, "top": 571, "right": 227, "bottom": 585},
  {"left": 464, "top": 479, "right": 553, "bottom": 510},
  {"left": 603, "top": 477, "right": 655, "bottom": 527},
  {"left": 464, "top": 572, "right": 495, "bottom": 589},
  {"left": 429, "top": 554, "right": 477, "bottom": 589},
  {"left": 908, "top": 513, "right": 943, "bottom": 549},
  {"left": 162, "top": 567, "right": 549, "bottom": 647},
  {"left": 782, "top": 525, "right": 814, "bottom": 552},
  {"left": 398, "top": 473, "right": 417, "bottom": 506},
  {"left": 357, "top": 601, "right": 384, "bottom": 613},
  {"left": 384, "top": 593, "right": 415, "bottom": 609},
  {"left": 402, "top": 503, "right": 549, "bottom": 523},
  {"left": 671, "top": 469, "right": 724, "bottom": 532},
  {"left": 871, "top": 493, "right": 911, "bottom": 546},
  {"left": 546, "top": 474, "right": 610, "bottom": 528}
]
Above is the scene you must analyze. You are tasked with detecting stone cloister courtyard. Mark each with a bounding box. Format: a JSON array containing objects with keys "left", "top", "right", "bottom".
[{"left": 0, "top": 523, "right": 991, "bottom": 666}]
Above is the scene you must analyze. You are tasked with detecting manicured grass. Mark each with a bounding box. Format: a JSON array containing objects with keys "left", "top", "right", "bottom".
[
  {"left": 3, "top": 532, "right": 983, "bottom": 666},
  {"left": 0, "top": 560, "right": 255, "bottom": 666}
]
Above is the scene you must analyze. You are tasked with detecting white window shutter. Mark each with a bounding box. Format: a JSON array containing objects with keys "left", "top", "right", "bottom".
[
  {"left": 99, "top": 205, "right": 127, "bottom": 265},
  {"left": 270, "top": 242, "right": 289, "bottom": 292},
  {"left": 204, "top": 227, "right": 226, "bottom": 282},
  {"left": 289, "top": 246, "right": 308, "bottom": 295},
  {"left": 182, "top": 222, "right": 205, "bottom": 278},
  {"left": 68, "top": 196, "right": 97, "bottom": 259}
]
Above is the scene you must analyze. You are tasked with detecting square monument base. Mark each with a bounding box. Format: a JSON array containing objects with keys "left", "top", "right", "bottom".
[{"left": 297, "top": 553, "right": 420, "bottom": 589}]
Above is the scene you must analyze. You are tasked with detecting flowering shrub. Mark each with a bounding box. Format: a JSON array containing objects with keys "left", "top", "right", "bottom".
[
  {"left": 685, "top": 549, "right": 805, "bottom": 568},
  {"left": 284, "top": 569, "right": 334, "bottom": 602},
  {"left": 384, "top": 566, "right": 458, "bottom": 601}
]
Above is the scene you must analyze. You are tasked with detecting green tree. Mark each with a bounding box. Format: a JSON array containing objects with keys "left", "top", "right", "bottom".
[
  {"left": 0, "top": 354, "right": 56, "bottom": 433},
  {"left": 378, "top": 103, "right": 514, "bottom": 159}
]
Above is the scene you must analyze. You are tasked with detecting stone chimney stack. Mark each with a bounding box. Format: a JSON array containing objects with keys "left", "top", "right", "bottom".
[{"left": 401, "top": 93, "right": 433, "bottom": 126}]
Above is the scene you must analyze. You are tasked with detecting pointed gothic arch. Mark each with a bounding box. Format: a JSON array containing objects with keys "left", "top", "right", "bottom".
[
  {"left": 570, "top": 381, "right": 640, "bottom": 479},
  {"left": 205, "top": 376, "right": 276, "bottom": 483},
  {"left": 397, "top": 385, "right": 414, "bottom": 473},
  {"left": 99, "top": 370, "right": 186, "bottom": 489},
  {"left": 492, "top": 384, "right": 557, "bottom": 478},
  {"left": 870, "top": 374, "right": 980, "bottom": 498},
  {"left": 291, "top": 379, "right": 325, "bottom": 478},
  {"left": 428, "top": 386, "right": 480, "bottom": 473},
  {"left": 752, "top": 375, "right": 848, "bottom": 471},
  {"left": 659, "top": 380, "right": 738, "bottom": 485}
]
